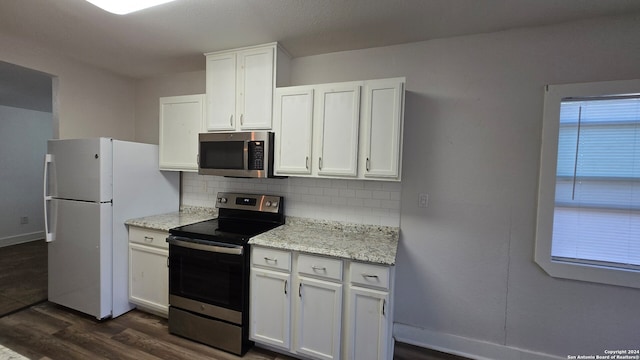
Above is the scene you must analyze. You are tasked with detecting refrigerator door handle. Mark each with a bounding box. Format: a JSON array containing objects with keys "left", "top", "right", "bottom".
[{"left": 44, "top": 154, "right": 54, "bottom": 242}]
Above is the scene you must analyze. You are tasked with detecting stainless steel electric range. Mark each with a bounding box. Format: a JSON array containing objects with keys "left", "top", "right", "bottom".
[{"left": 167, "top": 192, "right": 284, "bottom": 355}]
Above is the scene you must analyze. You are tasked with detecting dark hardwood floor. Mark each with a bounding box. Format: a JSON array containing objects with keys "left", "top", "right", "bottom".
[
  {"left": 0, "top": 240, "right": 47, "bottom": 317},
  {"left": 0, "top": 302, "right": 469, "bottom": 360},
  {"left": 0, "top": 240, "right": 469, "bottom": 360}
]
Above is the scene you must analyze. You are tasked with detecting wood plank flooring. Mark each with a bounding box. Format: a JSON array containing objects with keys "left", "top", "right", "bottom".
[
  {"left": 0, "top": 240, "right": 47, "bottom": 317},
  {"left": 0, "top": 302, "right": 470, "bottom": 360},
  {"left": 0, "top": 240, "right": 469, "bottom": 360}
]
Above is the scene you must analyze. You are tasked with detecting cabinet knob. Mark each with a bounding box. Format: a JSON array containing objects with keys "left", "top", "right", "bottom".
[
  {"left": 366, "top": 157, "right": 370, "bottom": 172},
  {"left": 230, "top": 114, "right": 233, "bottom": 126},
  {"left": 305, "top": 156, "right": 309, "bottom": 170},
  {"left": 318, "top": 157, "right": 322, "bottom": 170},
  {"left": 240, "top": 114, "right": 244, "bottom": 126}
]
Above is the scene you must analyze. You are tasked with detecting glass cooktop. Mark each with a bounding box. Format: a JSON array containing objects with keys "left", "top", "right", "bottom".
[{"left": 169, "top": 218, "right": 281, "bottom": 246}]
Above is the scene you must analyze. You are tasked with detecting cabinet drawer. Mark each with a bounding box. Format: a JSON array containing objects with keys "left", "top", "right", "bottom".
[
  {"left": 349, "top": 262, "right": 390, "bottom": 290},
  {"left": 252, "top": 247, "right": 291, "bottom": 272},
  {"left": 129, "top": 227, "right": 169, "bottom": 249},
  {"left": 297, "top": 254, "right": 343, "bottom": 281}
]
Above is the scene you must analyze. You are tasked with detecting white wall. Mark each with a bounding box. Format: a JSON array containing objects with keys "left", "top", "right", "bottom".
[
  {"left": 132, "top": 13, "right": 640, "bottom": 359},
  {"left": 286, "top": 14, "right": 640, "bottom": 359},
  {"left": 0, "top": 105, "right": 52, "bottom": 246},
  {"left": 134, "top": 71, "right": 205, "bottom": 145},
  {"left": 0, "top": 33, "right": 136, "bottom": 140}
]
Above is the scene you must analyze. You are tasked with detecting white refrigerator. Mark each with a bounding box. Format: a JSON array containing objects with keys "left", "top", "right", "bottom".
[{"left": 44, "top": 138, "right": 179, "bottom": 319}]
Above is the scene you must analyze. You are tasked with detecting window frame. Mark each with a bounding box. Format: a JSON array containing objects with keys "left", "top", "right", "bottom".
[{"left": 535, "top": 78, "right": 640, "bottom": 289}]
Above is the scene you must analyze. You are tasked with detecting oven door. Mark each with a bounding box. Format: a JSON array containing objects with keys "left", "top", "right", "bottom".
[{"left": 168, "top": 237, "right": 245, "bottom": 313}]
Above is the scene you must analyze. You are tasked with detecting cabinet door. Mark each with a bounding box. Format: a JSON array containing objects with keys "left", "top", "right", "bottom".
[
  {"left": 296, "top": 277, "right": 342, "bottom": 360},
  {"left": 159, "top": 95, "right": 204, "bottom": 171},
  {"left": 129, "top": 243, "right": 169, "bottom": 316},
  {"left": 237, "top": 46, "right": 274, "bottom": 129},
  {"left": 250, "top": 268, "right": 291, "bottom": 350},
  {"left": 347, "top": 287, "right": 389, "bottom": 360},
  {"left": 362, "top": 79, "right": 404, "bottom": 179},
  {"left": 274, "top": 87, "right": 314, "bottom": 175},
  {"left": 317, "top": 84, "right": 360, "bottom": 177},
  {"left": 206, "top": 53, "right": 237, "bottom": 131}
]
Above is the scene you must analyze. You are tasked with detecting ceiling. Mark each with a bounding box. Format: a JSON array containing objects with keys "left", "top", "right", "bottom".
[{"left": 1, "top": 0, "right": 640, "bottom": 79}]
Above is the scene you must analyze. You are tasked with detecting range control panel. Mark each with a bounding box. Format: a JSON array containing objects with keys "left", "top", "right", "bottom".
[{"left": 216, "top": 192, "right": 281, "bottom": 213}]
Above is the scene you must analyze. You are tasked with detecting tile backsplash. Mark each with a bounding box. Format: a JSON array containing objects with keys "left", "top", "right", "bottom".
[{"left": 181, "top": 173, "right": 401, "bottom": 226}]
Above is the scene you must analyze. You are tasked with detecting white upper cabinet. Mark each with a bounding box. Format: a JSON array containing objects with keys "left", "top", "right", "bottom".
[
  {"left": 238, "top": 47, "right": 274, "bottom": 129},
  {"left": 316, "top": 84, "right": 361, "bottom": 177},
  {"left": 159, "top": 94, "right": 205, "bottom": 171},
  {"left": 360, "top": 79, "right": 404, "bottom": 180},
  {"left": 273, "top": 77, "right": 405, "bottom": 181},
  {"left": 205, "top": 43, "right": 290, "bottom": 131},
  {"left": 205, "top": 53, "right": 236, "bottom": 130},
  {"left": 274, "top": 86, "right": 315, "bottom": 175}
]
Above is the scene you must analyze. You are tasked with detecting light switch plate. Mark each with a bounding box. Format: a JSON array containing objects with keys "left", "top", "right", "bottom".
[{"left": 418, "top": 193, "right": 428, "bottom": 208}]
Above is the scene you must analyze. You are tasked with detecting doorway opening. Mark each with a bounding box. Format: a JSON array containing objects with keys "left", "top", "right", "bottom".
[{"left": 0, "top": 60, "right": 55, "bottom": 316}]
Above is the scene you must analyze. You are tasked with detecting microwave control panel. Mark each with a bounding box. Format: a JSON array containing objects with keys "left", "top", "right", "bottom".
[{"left": 248, "top": 141, "right": 264, "bottom": 170}]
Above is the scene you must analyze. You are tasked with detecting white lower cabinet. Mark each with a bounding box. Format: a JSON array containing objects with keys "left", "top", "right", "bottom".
[
  {"left": 128, "top": 226, "right": 169, "bottom": 317},
  {"left": 347, "top": 287, "right": 390, "bottom": 360},
  {"left": 346, "top": 261, "right": 394, "bottom": 360},
  {"left": 250, "top": 246, "right": 395, "bottom": 360},
  {"left": 250, "top": 268, "right": 291, "bottom": 350},
  {"left": 250, "top": 247, "right": 292, "bottom": 350},
  {"left": 296, "top": 275, "right": 343, "bottom": 360}
]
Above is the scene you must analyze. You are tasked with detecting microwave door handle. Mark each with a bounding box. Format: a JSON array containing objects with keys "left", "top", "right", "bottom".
[{"left": 244, "top": 141, "right": 249, "bottom": 171}]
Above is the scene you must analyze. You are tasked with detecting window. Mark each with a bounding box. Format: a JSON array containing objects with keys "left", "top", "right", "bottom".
[{"left": 535, "top": 79, "right": 640, "bottom": 288}]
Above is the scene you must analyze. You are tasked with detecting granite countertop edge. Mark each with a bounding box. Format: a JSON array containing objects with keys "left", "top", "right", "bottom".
[
  {"left": 125, "top": 206, "right": 218, "bottom": 232},
  {"left": 249, "top": 216, "right": 400, "bottom": 266}
]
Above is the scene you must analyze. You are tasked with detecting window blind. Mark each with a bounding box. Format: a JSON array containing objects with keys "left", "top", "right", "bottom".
[{"left": 552, "top": 96, "right": 640, "bottom": 269}]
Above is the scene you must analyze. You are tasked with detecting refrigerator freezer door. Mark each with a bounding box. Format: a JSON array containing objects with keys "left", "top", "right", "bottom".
[
  {"left": 47, "top": 138, "right": 113, "bottom": 202},
  {"left": 48, "top": 199, "right": 113, "bottom": 319}
]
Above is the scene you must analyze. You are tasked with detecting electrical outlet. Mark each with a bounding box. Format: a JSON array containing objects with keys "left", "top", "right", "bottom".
[
  {"left": 418, "top": 193, "right": 429, "bottom": 208},
  {"left": 20, "top": 216, "right": 29, "bottom": 224}
]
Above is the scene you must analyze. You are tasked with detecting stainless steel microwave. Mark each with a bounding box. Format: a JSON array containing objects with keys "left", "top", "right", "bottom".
[{"left": 198, "top": 131, "right": 276, "bottom": 178}]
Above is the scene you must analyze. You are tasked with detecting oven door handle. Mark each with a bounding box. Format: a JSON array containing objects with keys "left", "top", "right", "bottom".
[{"left": 167, "top": 236, "right": 244, "bottom": 255}]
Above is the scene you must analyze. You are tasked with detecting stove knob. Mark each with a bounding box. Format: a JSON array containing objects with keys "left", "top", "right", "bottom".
[
  {"left": 218, "top": 197, "right": 227, "bottom": 204},
  {"left": 265, "top": 201, "right": 272, "bottom": 207},
  {"left": 272, "top": 201, "right": 278, "bottom": 208}
]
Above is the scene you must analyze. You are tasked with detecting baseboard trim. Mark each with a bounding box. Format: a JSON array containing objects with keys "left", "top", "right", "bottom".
[
  {"left": 0, "top": 231, "right": 45, "bottom": 248},
  {"left": 394, "top": 323, "right": 563, "bottom": 360}
]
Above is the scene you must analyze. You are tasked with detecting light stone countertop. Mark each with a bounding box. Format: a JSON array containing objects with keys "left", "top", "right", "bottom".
[
  {"left": 125, "top": 206, "right": 217, "bottom": 232},
  {"left": 249, "top": 216, "right": 400, "bottom": 265}
]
